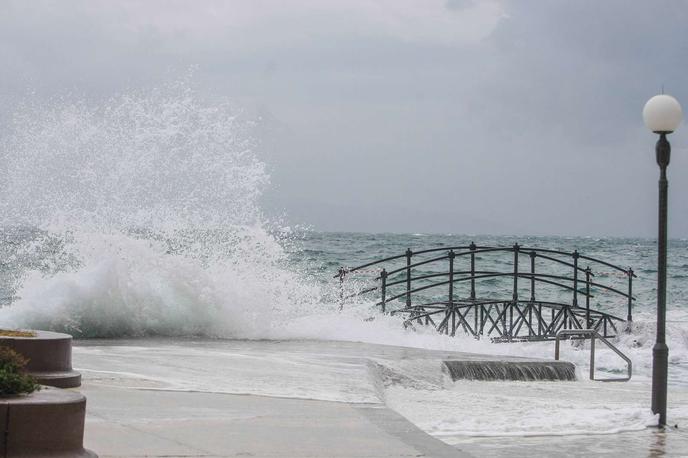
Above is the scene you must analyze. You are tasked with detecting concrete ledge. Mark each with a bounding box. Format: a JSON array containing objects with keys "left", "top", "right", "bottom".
[
  {"left": 355, "top": 404, "right": 474, "bottom": 457},
  {"left": 0, "top": 388, "right": 96, "bottom": 458},
  {"left": 30, "top": 371, "right": 82, "bottom": 389},
  {"left": 444, "top": 360, "right": 577, "bottom": 381},
  {"left": 0, "top": 331, "right": 81, "bottom": 388}
]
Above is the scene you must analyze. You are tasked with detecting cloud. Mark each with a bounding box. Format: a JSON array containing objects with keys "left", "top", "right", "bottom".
[
  {"left": 1, "top": 0, "right": 687, "bottom": 236},
  {"left": 2, "top": 0, "right": 506, "bottom": 51}
]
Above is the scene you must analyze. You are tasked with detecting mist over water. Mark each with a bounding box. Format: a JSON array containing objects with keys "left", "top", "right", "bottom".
[
  {"left": 1, "top": 81, "right": 264, "bottom": 230},
  {"left": 3, "top": 79, "right": 688, "bottom": 448},
  {"left": 0, "top": 79, "right": 687, "bottom": 388},
  {"left": 0, "top": 81, "right": 322, "bottom": 337}
]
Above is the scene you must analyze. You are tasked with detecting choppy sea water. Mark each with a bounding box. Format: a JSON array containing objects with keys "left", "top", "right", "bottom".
[
  {"left": 4, "top": 227, "right": 688, "bottom": 453},
  {"left": 4, "top": 229, "right": 688, "bottom": 385},
  {"left": 1, "top": 80, "right": 687, "bottom": 454}
]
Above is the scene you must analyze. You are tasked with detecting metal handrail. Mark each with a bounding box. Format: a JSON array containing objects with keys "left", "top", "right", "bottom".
[
  {"left": 336, "top": 244, "right": 634, "bottom": 277},
  {"left": 555, "top": 329, "right": 632, "bottom": 382},
  {"left": 381, "top": 271, "right": 596, "bottom": 296},
  {"left": 371, "top": 270, "right": 633, "bottom": 301},
  {"left": 337, "top": 243, "right": 636, "bottom": 340}
]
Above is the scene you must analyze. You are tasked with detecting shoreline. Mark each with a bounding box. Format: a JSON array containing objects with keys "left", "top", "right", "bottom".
[{"left": 73, "top": 338, "right": 688, "bottom": 457}]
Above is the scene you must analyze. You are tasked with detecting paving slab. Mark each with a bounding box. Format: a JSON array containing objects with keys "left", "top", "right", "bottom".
[{"left": 81, "top": 384, "right": 470, "bottom": 458}]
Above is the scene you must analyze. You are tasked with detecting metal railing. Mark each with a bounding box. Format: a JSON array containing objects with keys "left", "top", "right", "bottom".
[
  {"left": 555, "top": 329, "right": 632, "bottom": 382},
  {"left": 336, "top": 243, "right": 636, "bottom": 341}
]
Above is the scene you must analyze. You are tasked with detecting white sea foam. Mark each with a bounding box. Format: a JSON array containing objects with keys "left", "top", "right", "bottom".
[
  {"left": 1, "top": 80, "right": 686, "bottom": 380},
  {"left": 0, "top": 80, "right": 321, "bottom": 337},
  {"left": 70, "top": 339, "right": 688, "bottom": 443},
  {"left": 2, "top": 78, "right": 688, "bottom": 446}
]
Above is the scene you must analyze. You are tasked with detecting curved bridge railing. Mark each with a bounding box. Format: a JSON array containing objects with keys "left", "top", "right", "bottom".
[{"left": 336, "top": 243, "right": 635, "bottom": 341}]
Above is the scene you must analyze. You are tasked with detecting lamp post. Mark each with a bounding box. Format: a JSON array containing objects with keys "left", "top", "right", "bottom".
[{"left": 642, "top": 94, "right": 683, "bottom": 426}]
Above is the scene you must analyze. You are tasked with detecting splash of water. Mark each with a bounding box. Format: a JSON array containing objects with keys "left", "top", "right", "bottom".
[
  {"left": 0, "top": 80, "right": 685, "bottom": 389},
  {"left": 0, "top": 81, "right": 321, "bottom": 337},
  {"left": 0, "top": 82, "right": 265, "bottom": 230}
]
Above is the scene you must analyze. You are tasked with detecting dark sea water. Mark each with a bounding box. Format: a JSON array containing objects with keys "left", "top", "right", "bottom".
[
  {"left": 2, "top": 86, "right": 688, "bottom": 455},
  {"left": 2, "top": 81, "right": 684, "bottom": 371},
  {"left": 288, "top": 231, "right": 688, "bottom": 319},
  {"left": 3, "top": 229, "right": 688, "bottom": 326}
]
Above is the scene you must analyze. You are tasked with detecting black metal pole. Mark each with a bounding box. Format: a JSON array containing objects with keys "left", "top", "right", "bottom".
[
  {"left": 380, "top": 268, "right": 388, "bottom": 314},
  {"left": 338, "top": 267, "right": 346, "bottom": 311},
  {"left": 469, "top": 242, "right": 476, "bottom": 300},
  {"left": 585, "top": 267, "right": 591, "bottom": 328},
  {"left": 405, "top": 248, "right": 412, "bottom": 308},
  {"left": 529, "top": 251, "right": 536, "bottom": 302},
  {"left": 652, "top": 132, "right": 670, "bottom": 427},
  {"left": 627, "top": 268, "right": 634, "bottom": 323},
  {"left": 448, "top": 250, "right": 455, "bottom": 336},
  {"left": 511, "top": 244, "right": 519, "bottom": 338},
  {"left": 512, "top": 244, "right": 519, "bottom": 302},
  {"left": 572, "top": 250, "right": 579, "bottom": 307}
]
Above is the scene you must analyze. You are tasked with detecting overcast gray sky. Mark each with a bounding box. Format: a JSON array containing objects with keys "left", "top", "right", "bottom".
[{"left": 1, "top": 0, "right": 688, "bottom": 237}]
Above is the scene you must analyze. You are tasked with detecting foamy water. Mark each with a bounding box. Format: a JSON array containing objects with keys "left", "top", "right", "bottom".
[
  {"left": 71, "top": 338, "right": 688, "bottom": 451},
  {"left": 0, "top": 81, "right": 687, "bottom": 451}
]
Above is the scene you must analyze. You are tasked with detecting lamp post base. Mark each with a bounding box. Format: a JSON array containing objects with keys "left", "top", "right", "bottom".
[{"left": 652, "top": 342, "right": 669, "bottom": 426}]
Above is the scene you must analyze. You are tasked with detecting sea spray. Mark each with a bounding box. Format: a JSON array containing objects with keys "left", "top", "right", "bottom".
[
  {"left": 0, "top": 81, "right": 323, "bottom": 337},
  {"left": 0, "top": 81, "right": 686, "bottom": 387},
  {"left": 0, "top": 83, "right": 265, "bottom": 230}
]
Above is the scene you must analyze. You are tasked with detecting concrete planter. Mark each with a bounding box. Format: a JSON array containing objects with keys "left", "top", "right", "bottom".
[
  {"left": 0, "top": 331, "right": 81, "bottom": 388},
  {"left": 0, "top": 388, "right": 96, "bottom": 457}
]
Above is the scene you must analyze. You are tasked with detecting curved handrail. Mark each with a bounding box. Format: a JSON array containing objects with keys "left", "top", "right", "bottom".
[
  {"left": 578, "top": 254, "right": 635, "bottom": 276},
  {"left": 337, "top": 253, "right": 407, "bottom": 275},
  {"left": 336, "top": 244, "right": 634, "bottom": 278},
  {"left": 384, "top": 270, "right": 590, "bottom": 291},
  {"left": 362, "top": 269, "right": 634, "bottom": 301},
  {"left": 383, "top": 254, "right": 451, "bottom": 277},
  {"left": 380, "top": 272, "right": 595, "bottom": 303},
  {"left": 337, "top": 243, "right": 636, "bottom": 340}
]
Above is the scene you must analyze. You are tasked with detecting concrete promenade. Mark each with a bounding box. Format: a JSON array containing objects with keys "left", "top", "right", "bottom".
[
  {"left": 82, "top": 383, "right": 469, "bottom": 457},
  {"left": 75, "top": 339, "right": 483, "bottom": 457},
  {"left": 71, "top": 338, "right": 688, "bottom": 457}
]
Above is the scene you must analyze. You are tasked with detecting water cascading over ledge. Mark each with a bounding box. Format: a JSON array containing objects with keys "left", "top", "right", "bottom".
[{"left": 443, "top": 360, "right": 576, "bottom": 381}]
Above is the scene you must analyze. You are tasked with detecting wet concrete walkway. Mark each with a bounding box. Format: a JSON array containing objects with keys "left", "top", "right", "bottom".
[
  {"left": 72, "top": 339, "right": 688, "bottom": 457},
  {"left": 82, "top": 384, "right": 469, "bottom": 457}
]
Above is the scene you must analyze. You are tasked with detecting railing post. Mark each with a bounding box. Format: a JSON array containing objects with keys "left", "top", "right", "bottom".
[
  {"left": 448, "top": 250, "right": 455, "bottom": 305},
  {"left": 554, "top": 334, "right": 561, "bottom": 360},
  {"left": 590, "top": 332, "right": 596, "bottom": 380},
  {"left": 572, "top": 250, "right": 579, "bottom": 307},
  {"left": 474, "top": 304, "right": 479, "bottom": 338},
  {"left": 585, "top": 266, "right": 592, "bottom": 328},
  {"left": 513, "top": 243, "right": 521, "bottom": 302},
  {"left": 529, "top": 251, "right": 536, "bottom": 337},
  {"left": 513, "top": 244, "right": 519, "bottom": 302},
  {"left": 380, "top": 268, "right": 387, "bottom": 314},
  {"left": 529, "top": 251, "right": 536, "bottom": 302},
  {"left": 448, "top": 250, "right": 455, "bottom": 336},
  {"left": 538, "top": 303, "right": 543, "bottom": 336},
  {"left": 338, "top": 267, "right": 346, "bottom": 311},
  {"left": 511, "top": 244, "right": 519, "bottom": 337},
  {"left": 603, "top": 317, "right": 608, "bottom": 337},
  {"left": 469, "top": 242, "right": 476, "bottom": 300},
  {"left": 405, "top": 248, "right": 413, "bottom": 308},
  {"left": 627, "top": 268, "right": 634, "bottom": 323}
]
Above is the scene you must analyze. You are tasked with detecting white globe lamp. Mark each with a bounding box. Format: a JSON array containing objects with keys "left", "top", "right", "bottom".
[{"left": 643, "top": 94, "right": 682, "bottom": 133}]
